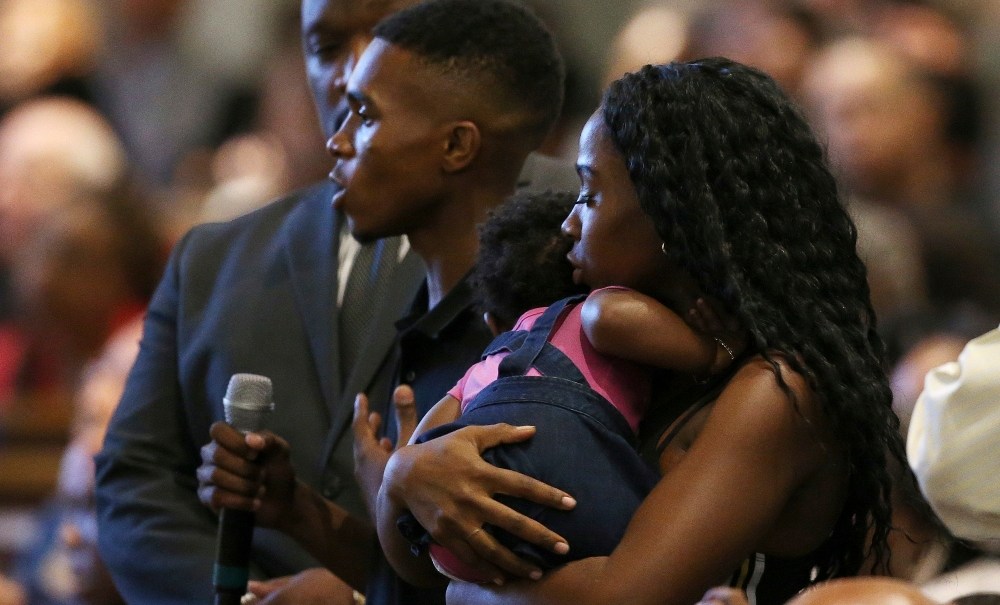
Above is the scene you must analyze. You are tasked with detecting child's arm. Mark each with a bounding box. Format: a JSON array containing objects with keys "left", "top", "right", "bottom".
[
  {"left": 408, "top": 392, "right": 462, "bottom": 444},
  {"left": 581, "top": 288, "right": 732, "bottom": 375},
  {"left": 372, "top": 392, "right": 463, "bottom": 587}
]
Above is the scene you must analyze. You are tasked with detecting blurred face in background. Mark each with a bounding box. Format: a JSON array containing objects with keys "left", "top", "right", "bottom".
[
  {"left": 55, "top": 320, "right": 140, "bottom": 605},
  {"left": 802, "top": 40, "right": 941, "bottom": 200},
  {"left": 301, "top": 0, "right": 420, "bottom": 138},
  {"left": 0, "top": 98, "right": 126, "bottom": 267},
  {"left": 12, "top": 199, "right": 132, "bottom": 359}
]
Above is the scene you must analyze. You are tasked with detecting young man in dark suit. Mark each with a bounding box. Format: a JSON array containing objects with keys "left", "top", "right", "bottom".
[
  {"left": 94, "top": 0, "right": 575, "bottom": 604},
  {"left": 195, "top": 2, "right": 570, "bottom": 603}
]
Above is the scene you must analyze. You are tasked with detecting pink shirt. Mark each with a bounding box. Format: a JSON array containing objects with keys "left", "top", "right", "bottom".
[{"left": 447, "top": 287, "right": 650, "bottom": 432}]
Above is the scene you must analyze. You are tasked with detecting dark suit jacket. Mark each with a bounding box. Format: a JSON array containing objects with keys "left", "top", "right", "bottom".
[{"left": 94, "top": 154, "right": 577, "bottom": 604}]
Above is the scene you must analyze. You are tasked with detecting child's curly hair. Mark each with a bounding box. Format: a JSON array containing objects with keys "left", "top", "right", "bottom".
[{"left": 471, "top": 190, "right": 587, "bottom": 330}]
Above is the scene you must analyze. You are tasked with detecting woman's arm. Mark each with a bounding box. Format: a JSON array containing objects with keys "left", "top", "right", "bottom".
[
  {"left": 581, "top": 289, "right": 731, "bottom": 375},
  {"left": 447, "top": 360, "right": 838, "bottom": 604}
]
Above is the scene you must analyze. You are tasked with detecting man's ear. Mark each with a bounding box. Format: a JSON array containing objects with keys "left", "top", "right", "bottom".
[{"left": 442, "top": 121, "right": 480, "bottom": 173}]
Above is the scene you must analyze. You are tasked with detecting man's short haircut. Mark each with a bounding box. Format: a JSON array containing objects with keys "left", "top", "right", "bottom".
[{"left": 373, "top": 0, "right": 564, "bottom": 143}]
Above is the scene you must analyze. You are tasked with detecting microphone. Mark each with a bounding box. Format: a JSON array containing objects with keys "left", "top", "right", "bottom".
[{"left": 214, "top": 374, "right": 274, "bottom": 605}]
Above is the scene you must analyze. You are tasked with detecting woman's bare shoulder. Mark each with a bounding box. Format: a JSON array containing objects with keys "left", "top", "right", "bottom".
[{"left": 706, "top": 355, "right": 837, "bottom": 466}]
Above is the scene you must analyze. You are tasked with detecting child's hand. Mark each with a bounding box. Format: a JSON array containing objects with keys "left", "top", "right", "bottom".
[{"left": 687, "top": 296, "right": 748, "bottom": 374}]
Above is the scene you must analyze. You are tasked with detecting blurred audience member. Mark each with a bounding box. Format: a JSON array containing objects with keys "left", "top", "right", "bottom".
[
  {"left": 602, "top": 4, "right": 690, "bottom": 89},
  {"left": 0, "top": 575, "right": 26, "bottom": 605},
  {"left": 195, "top": 15, "right": 328, "bottom": 225},
  {"left": 0, "top": 97, "right": 130, "bottom": 400},
  {"left": 0, "top": 97, "right": 128, "bottom": 280},
  {"left": 7, "top": 189, "right": 160, "bottom": 381},
  {"left": 0, "top": 0, "right": 101, "bottom": 112},
  {"left": 802, "top": 36, "right": 1000, "bottom": 326},
  {"left": 908, "top": 324, "right": 1000, "bottom": 601},
  {"left": 0, "top": 187, "right": 163, "bottom": 509},
  {"left": 9, "top": 319, "right": 141, "bottom": 605},
  {"left": 89, "top": 0, "right": 255, "bottom": 188},
  {"left": 685, "top": 0, "right": 822, "bottom": 99},
  {"left": 873, "top": 2, "right": 969, "bottom": 80},
  {"left": 803, "top": 37, "right": 956, "bottom": 211}
]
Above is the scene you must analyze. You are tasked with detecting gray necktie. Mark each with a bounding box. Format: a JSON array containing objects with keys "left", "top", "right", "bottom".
[{"left": 339, "top": 237, "right": 400, "bottom": 381}]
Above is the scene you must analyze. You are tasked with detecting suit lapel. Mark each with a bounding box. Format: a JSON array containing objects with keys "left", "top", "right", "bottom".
[{"left": 283, "top": 183, "right": 342, "bottom": 422}]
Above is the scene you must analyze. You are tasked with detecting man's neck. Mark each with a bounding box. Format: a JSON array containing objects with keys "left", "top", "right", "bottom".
[{"left": 408, "top": 188, "right": 507, "bottom": 308}]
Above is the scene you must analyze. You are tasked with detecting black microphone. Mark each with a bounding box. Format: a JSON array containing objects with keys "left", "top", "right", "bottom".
[{"left": 214, "top": 374, "right": 274, "bottom": 605}]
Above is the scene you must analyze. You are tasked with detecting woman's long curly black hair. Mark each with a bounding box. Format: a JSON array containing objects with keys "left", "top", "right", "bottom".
[{"left": 601, "top": 58, "right": 903, "bottom": 577}]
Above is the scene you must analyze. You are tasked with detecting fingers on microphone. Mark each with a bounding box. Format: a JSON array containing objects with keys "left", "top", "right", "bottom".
[
  {"left": 203, "top": 439, "right": 263, "bottom": 480},
  {"left": 196, "top": 465, "right": 258, "bottom": 511}
]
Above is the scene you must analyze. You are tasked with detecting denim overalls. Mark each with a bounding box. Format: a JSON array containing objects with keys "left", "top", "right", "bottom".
[{"left": 400, "top": 294, "right": 659, "bottom": 570}]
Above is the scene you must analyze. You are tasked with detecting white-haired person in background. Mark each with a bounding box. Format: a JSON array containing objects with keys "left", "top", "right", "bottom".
[{"left": 908, "top": 324, "right": 1000, "bottom": 601}]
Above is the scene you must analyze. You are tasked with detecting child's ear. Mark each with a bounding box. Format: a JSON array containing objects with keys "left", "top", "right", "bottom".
[{"left": 483, "top": 311, "right": 506, "bottom": 336}]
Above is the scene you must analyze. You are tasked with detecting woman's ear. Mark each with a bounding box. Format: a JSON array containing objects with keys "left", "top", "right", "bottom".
[{"left": 442, "top": 121, "right": 480, "bottom": 173}]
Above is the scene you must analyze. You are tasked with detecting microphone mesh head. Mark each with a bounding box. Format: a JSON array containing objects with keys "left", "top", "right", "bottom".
[{"left": 223, "top": 373, "right": 274, "bottom": 433}]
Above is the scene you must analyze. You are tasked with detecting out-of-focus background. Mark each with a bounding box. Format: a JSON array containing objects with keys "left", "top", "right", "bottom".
[{"left": 0, "top": 0, "right": 997, "bottom": 602}]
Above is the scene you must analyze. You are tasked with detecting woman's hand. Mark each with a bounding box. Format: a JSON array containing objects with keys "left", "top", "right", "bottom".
[
  {"left": 196, "top": 422, "right": 297, "bottom": 531},
  {"left": 381, "top": 424, "right": 576, "bottom": 583}
]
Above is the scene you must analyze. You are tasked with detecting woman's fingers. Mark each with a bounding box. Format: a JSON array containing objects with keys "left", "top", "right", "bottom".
[
  {"left": 464, "top": 422, "right": 537, "bottom": 450},
  {"left": 476, "top": 489, "right": 571, "bottom": 553},
  {"left": 488, "top": 465, "right": 576, "bottom": 512},
  {"left": 423, "top": 428, "right": 574, "bottom": 577},
  {"left": 464, "top": 424, "right": 577, "bottom": 511},
  {"left": 388, "top": 424, "right": 577, "bottom": 579}
]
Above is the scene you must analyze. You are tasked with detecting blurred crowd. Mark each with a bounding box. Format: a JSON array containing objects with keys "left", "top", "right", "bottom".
[{"left": 0, "top": 0, "right": 997, "bottom": 603}]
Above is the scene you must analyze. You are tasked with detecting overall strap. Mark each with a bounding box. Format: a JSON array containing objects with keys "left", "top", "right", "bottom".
[
  {"left": 497, "top": 294, "right": 586, "bottom": 380},
  {"left": 480, "top": 330, "right": 528, "bottom": 359}
]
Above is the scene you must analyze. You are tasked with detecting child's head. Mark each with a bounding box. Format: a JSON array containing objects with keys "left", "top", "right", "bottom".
[{"left": 471, "top": 189, "right": 587, "bottom": 334}]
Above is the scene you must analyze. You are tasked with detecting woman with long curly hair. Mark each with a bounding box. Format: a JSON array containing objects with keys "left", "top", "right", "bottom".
[{"left": 377, "top": 57, "right": 903, "bottom": 605}]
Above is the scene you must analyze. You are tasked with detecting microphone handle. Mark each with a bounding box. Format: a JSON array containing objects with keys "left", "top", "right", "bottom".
[{"left": 214, "top": 507, "right": 256, "bottom": 605}]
